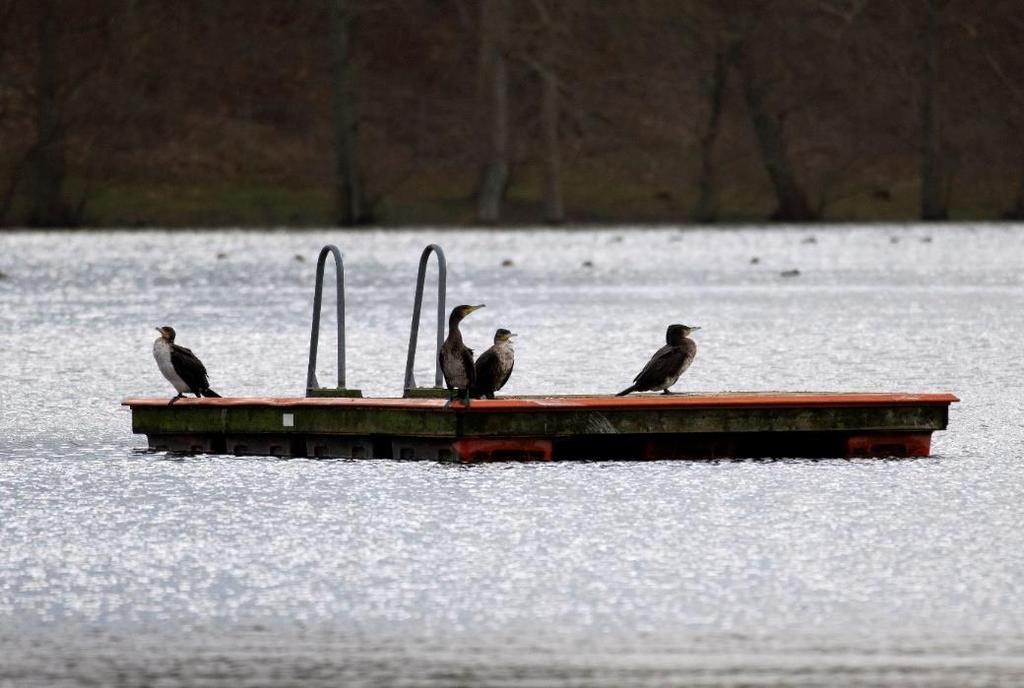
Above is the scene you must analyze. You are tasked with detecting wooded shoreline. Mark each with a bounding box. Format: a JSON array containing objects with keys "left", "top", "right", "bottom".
[{"left": 2, "top": 1, "right": 1023, "bottom": 228}]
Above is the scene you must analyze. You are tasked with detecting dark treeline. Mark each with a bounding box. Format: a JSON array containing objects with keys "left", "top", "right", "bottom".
[{"left": 1, "top": 0, "right": 1022, "bottom": 228}]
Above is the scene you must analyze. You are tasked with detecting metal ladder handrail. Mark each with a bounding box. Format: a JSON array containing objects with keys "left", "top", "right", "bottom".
[
  {"left": 403, "top": 244, "right": 447, "bottom": 391},
  {"left": 306, "top": 244, "right": 347, "bottom": 394}
]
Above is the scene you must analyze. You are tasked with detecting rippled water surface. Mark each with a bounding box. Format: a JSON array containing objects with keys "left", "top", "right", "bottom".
[{"left": 2, "top": 225, "right": 1023, "bottom": 686}]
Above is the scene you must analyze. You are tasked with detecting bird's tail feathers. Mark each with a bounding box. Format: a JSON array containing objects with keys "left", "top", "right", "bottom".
[
  {"left": 615, "top": 385, "right": 638, "bottom": 397},
  {"left": 202, "top": 388, "right": 222, "bottom": 398}
]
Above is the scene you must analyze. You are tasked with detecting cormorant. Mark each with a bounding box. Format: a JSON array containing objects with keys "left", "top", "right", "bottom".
[
  {"left": 616, "top": 324, "right": 699, "bottom": 396},
  {"left": 153, "top": 326, "right": 221, "bottom": 404},
  {"left": 470, "top": 328, "right": 516, "bottom": 399},
  {"left": 439, "top": 304, "right": 484, "bottom": 405}
]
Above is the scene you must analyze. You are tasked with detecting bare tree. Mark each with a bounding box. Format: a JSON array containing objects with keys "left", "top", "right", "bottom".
[
  {"left": 0, "top": 0, "right": 20, "bottom": 224},
  {"left": 476, "top": 0, "right": 509, "bottom": 224},
  {"left": 981, "top": 19, "right": 1024, "bottom": 218},
  {"left": 328, "top": 0, "right": 371, "bottom": 225},
  {"left": 662, "top": 1, "right": 732, "bottom": 223},
  {"left": 538, "top": 68, "right": 562, "bottom": 223},
  {"left": 513, "top": 0, "right": 567, "bottom": 223},
  {"left": 3, "top": 0, "right": 116, "bottom": 226},
  {"left": 534, "top": 1, "right": 564, "bottom": 223},
  {"left": 0, "top": 0, "right": 15, "bottom": 66},
  {"left": 692, "top": 43, "right": 728, "bottom": 223},
  {"left": 919, "top": 0, "right": 951, "bottom": 220},
  {"left": 28, "top": 0, "right": 68, "bottom": 226},
  {"left": 730, "top": 36, "right": 817, "bottom": 222}
]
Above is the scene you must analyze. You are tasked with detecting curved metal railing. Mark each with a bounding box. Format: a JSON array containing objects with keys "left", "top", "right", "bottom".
[
  {"left": 306, "top": 244, "right": 360, "bottom": 396},
  {"left": 403, "top": 244, "right": 447, "bottom": 394}
]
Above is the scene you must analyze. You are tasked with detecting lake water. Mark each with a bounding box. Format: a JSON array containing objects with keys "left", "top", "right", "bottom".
[{"left": 1, "top": 225, "right": 1023, "bottom": 686}]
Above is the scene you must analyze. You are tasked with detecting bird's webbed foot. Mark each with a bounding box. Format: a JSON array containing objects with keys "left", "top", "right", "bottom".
[
  {"left": 168, "top": 393, "right": 185, "bottom": 405},
  {"left": 662, "top": 389, "right": 674, "bottom": 395}
]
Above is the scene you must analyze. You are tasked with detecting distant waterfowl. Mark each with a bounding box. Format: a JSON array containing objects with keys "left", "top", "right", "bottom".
[
  {"left": 616, "top": 324, "right": 699, "bottom": 396},
  {"left": 440, "top": 304, "right": 485, "bottom": 405},
  {"left": 153, "top": 326, "right": 221, "bottom": 404},
  {"left": 780, "top": 268, "right": 800, "bottom": 277},
  {"left": 470, "top": 329, "right": 516, "bottom": 399}
]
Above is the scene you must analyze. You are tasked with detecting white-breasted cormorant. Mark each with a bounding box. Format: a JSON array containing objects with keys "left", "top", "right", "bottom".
[
  {"left": 439, "top": 304, "right": 484, "bottom": 405},
  {"left": 616, "top": 324, "right": 699, "bottom": 396},
  {"left": 470, "top": 328, "right": 516, "bottom": 399},
  {"left": 153, "top": 326, "right": 221, "bottom": 404}
]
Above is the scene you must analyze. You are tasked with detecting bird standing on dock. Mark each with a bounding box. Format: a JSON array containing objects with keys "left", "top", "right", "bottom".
[
  {"left": 440, "top": 304, "right": 485, "bottom": 405},
  {"left": 616, "top": 324, "right": 699, "bottom": 396},
  {"left": 153, "top": 326, "right": 221, "bottom": 404},
  {"left": 470, "top": 329, "right": 516, "bottom": 399}
]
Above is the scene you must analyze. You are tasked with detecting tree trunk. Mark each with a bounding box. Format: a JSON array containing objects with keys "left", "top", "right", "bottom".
[
  {"left": 919, "top": 0, "right": 947, "bottom": 220},
  {"left": 477, "top": 0, "right": 509, "bottom": 224},
  {"left": 328, "top": 0, "right": 370, "bottom": 226},
  {"left": 0, "top": 151, "right": 30, "bottom": 226},
  {"left": 731, "top": 41, "right": 817, "bottom": 222},
  {"left": 540, "top": 68, "right": 563, "bottom": 224},
  {"left": 1004, "top": 165, "right": 1024, "bottom": 220},
  {"left": 693, "top": 46, "right": 727, "bottom": 224},
  {"left": 29, "top": 0, "right": 67, "bottom": 227}
]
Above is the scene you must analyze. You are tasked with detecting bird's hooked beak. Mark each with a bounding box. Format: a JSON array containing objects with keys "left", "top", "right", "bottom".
[
  {"left": 469, "top": 304, "right": 485, "bottom": 313},
  {"left": 690, "top": 326, "right": 701, "bottom": 331}
]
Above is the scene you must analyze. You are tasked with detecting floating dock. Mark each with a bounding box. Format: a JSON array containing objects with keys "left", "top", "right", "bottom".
[
  {"left": 123, "top": 392, "right": 957, "bottom": 462},
  {"left": 127, "top": 244, "right": 958, "bottom": 462}
]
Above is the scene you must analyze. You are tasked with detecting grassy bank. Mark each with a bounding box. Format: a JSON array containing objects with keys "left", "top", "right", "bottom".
[{"left": 5, "top": 165, "right": 1022, "bottom": 228}]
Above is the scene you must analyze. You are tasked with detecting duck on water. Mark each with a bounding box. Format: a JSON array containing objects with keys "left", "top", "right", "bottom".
[{"left": 153, "top": 326, "right": 221, "bottom": 404}]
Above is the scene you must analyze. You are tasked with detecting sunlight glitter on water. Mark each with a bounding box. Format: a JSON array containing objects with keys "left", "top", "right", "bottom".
[{"left": 1, "top": 225, "right": 1023, "bottom": 686}]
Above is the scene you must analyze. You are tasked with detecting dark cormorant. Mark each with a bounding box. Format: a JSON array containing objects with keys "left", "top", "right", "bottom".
[
  {"left": 439, "top": 304, "right": 485, "bottom": 405},
  {"left": 153, "top": 326, "right": 221, "bottom": 404},
  {"left": 470, "top": 328, "right": 516, "bottom": 399},
  {"left": 616, "top": 324, "right": 699, "bottom": 396}
]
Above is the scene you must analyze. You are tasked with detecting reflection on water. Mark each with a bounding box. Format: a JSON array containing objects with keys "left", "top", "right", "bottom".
[{"left": 1, "top": 225, "right": 1024, "bottom": 686}]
